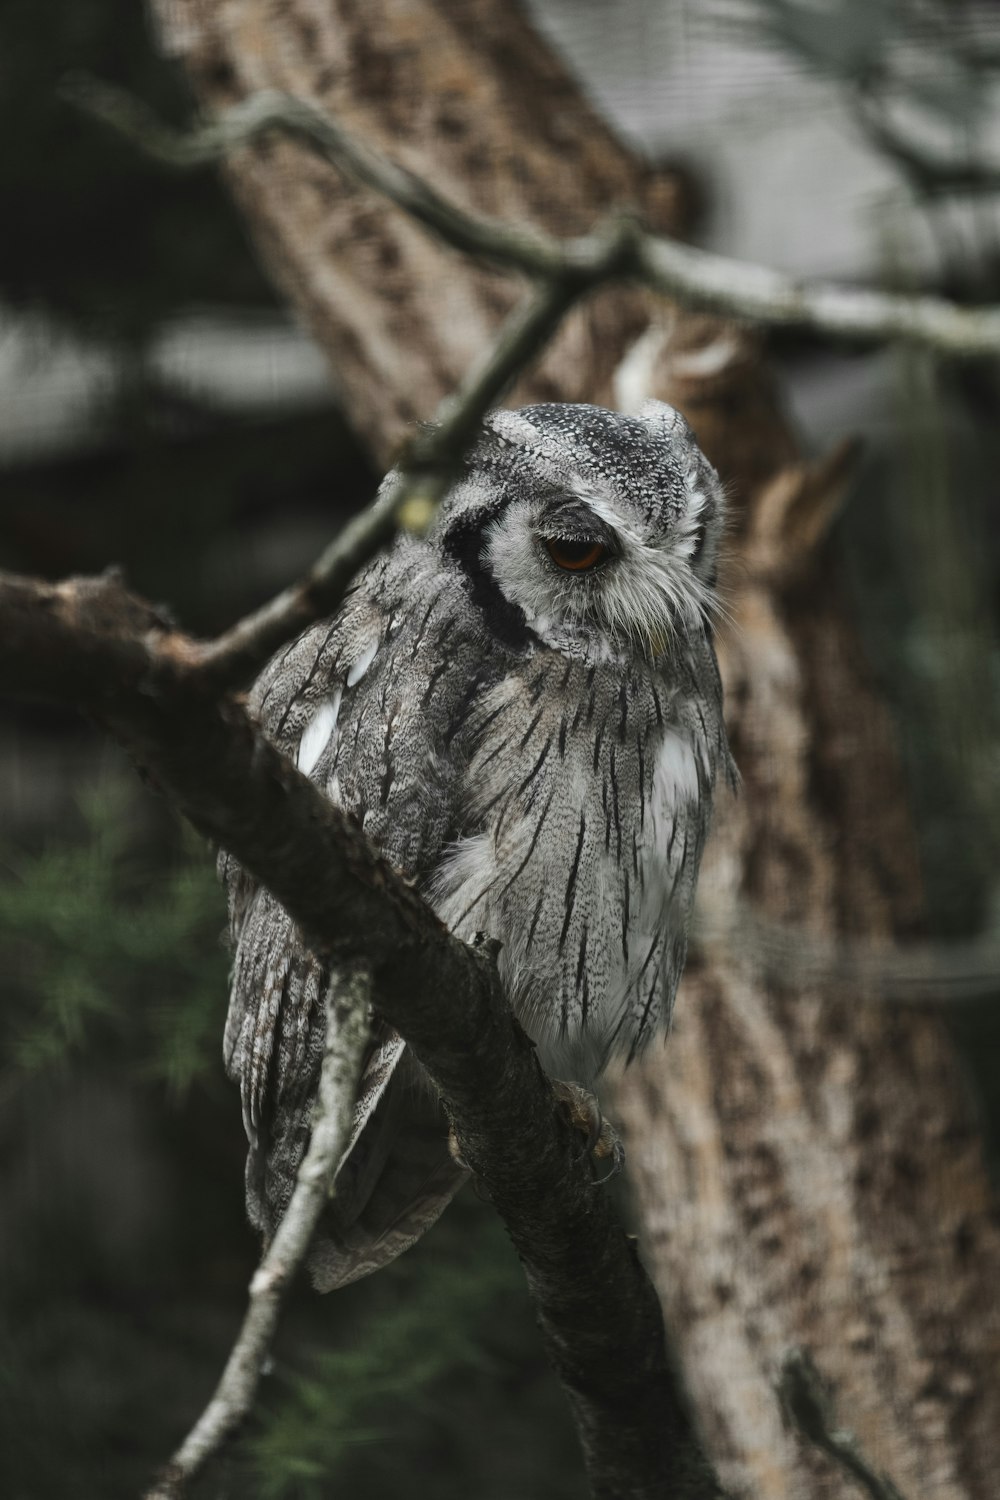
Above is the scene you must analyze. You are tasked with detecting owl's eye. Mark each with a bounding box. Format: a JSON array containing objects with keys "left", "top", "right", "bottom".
[{"left": 544, "top": 537, "right": 612, "bottom": 572}]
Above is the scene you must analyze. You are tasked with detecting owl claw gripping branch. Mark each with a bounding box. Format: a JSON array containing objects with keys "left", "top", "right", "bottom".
[
  {"left": 550, "top": 1079, "right": 626, "bottom": 1185},
  {"left": 219, "top": 400, "right": 734, "bottom": 1290}
]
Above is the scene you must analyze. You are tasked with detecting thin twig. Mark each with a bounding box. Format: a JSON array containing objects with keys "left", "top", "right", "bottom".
[
  {"left": 65, "top": 77, "right": 1000, "bottom": 358},
  {"left": 60, "top": 77, "right": 564, "bottom": 278},
  {"left": 779, "top": 1350, "right": 908, "bottom": 1500},
  {"left": 146, "top": 966, "right": 372, "bottom": 1499},
  {"left": 189, "top": 272, "right": 610, "bottom": 690}
]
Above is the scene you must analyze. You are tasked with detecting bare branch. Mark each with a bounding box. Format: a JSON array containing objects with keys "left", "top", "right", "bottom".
[
  {"left": 633, "top": 232, "right": 1000, "bottom": 356},
  {"left": 779, "top": 1350, "right": 908, "bottom": 1500},
  {"left": 190, "top": 275, "right": 603, "bottom": 691},
  {"left": 0, "top": 565, "right": 723, "bottom": 1499},
  {"left": 147, "top": 967, "right": 372, "bottom": 1499},
  {"left": 65, "top": 77, "right": 1000, "bottom": 358},
  {"left": 60, "top": 76, "right": 567, "bottom": 279}
]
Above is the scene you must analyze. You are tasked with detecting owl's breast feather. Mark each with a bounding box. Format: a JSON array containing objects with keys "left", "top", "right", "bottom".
[{"left": 429, "top": 653, "right": 715, "bottom": 1073}]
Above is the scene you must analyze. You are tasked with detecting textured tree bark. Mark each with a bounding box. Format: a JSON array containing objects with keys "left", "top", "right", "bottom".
[
  {"left": 153, "top": 2, "right": 1000, "bottom": 1495},
  {"left": 612, "top": 407, "right": 1000, "bottom": 1498}
]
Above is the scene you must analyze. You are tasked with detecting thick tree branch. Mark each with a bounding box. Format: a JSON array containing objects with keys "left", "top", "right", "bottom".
[
  {"left": 147, "top": 969, "right": 372, "bottom": 1500},
  {"left": 66, "top": 77, "right": 1000, "bottom": 358},
  {"left": 0, "top": 565, "right": 723, "bottom": 1499}
]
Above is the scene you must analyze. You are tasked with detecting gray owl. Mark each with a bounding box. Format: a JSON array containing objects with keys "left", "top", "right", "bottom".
[{"left": 220, "top": 400, "right": 732, "bottom": 1290}]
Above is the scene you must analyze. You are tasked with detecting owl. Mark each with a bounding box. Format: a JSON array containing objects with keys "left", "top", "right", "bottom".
[{"left": 220, "top": 400, "right": 732, "bottom": 1290}]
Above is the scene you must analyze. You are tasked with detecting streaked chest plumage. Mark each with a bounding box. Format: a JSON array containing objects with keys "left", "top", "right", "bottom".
[
  {"left": 269, "top": 542, "right": 723, "bottom": 1077},
  {"left": 430, "top": 643, "right": 717, "bottom": 1070}
]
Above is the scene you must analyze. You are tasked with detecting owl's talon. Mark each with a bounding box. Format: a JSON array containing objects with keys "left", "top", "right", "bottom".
[
  {"left": 447, "top": 1121, "right": 470, "bottom": 1172},
  {"left": 472, "top": 932, "right": 503, "bottom": 964},
  {"left": 447, "top": 1121, "right": 492, "bottom": 1201},
  {"left": 551, "top": 1078, "right": 624, "bottom": 1182},
  {"left": 591, "top": 1134, "right": 626, "bottom": 1185}
]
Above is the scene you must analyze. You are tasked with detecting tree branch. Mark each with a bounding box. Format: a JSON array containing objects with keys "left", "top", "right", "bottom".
[
  {"left": 779, "top": 1349, "right": 908, "bottom": 1500},
  {"left": 60, "top": 75, "right": 565, "bottom": 278},
  {"left": 147, "top": 967, "right": 372, "bottom": 1499},
  {"left": 188, "top": 274, "right": 599, "bottom": 691},
  {"left": 0, "top": 564, "right": 723, "bottom": 1498},
  {"left": 65, "top": 77, "right": 1000, "bottom": 358},
  {"left": 633, "top": 232, "right": 1000, "bottom": 355}
]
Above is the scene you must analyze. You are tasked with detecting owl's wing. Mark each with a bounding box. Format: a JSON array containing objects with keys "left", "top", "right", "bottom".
[
  {"left": 611, "top": 643, "right": 729, "bottom": 1062},
  {"left": 220, "top": 552, "right": 476, "bottom": 1283}
]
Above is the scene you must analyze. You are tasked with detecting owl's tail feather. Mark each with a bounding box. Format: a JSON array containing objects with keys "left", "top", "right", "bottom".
[
  {"left": 244, "top": 1005, "right": 466, "bottom": 1290},
  {"left": 307, "top": 1047, "right": 468, "bottom": 1292}
]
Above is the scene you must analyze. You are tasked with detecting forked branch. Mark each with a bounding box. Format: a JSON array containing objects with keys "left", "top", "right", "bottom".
[
  {"left": 189, "top": 273, "right": 607, "bottom": 691},
  {"left": 66, "top": 76, "right": 1000, "bottom": 358}
]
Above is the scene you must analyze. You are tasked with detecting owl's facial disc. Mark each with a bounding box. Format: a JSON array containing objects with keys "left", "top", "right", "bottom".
[
  {"left": 436, "top": 402, "right": 724, "bottom": 662},
  {"left": 482, "top": 485, "right": 715, "bottom": 663}
]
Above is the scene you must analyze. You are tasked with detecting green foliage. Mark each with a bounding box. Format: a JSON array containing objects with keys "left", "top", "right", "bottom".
[
  {"left": 238, "top": 1193, "right": 584, "bottom": 1500},
  {"left": 0, "top": 783, "right": 228, "bottom": 1097},
  {"left": 0, "top": 779, "right": 248, "bottom": 1499},
  {"left": 251, "top": 1217, "right": 514, "bottom": 1495},
  {"left": 0, "top": 788, "right": 582, "bottom": 1500}
]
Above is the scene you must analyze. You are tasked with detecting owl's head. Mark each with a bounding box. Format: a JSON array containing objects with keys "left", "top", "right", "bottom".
[{"left": 434, "top": 401, "right": 725, "bottom": 661}]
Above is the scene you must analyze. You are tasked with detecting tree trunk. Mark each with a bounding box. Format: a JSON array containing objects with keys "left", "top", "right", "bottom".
[
  {"left": 154, "top": 2, "right": 1000, "bottom": 1494},
  {"left": 613, "top": 426, "right": 1000, "bottom": 1497}
]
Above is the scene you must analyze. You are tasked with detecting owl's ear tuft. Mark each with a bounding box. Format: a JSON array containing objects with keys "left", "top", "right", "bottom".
[
  {"left": 484, "top": 409, "right": 546, "bottom": 452},
  {"left": 638, "top": 398, "right": 694, "bottom": 446},
  {"left": 458, "top": 415, "right": 535, "bottom": 478}
]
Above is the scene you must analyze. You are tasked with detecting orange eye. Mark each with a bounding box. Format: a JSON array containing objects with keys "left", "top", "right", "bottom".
[{"left": 544, "top": 537, "right": 611, "bottom": 572}]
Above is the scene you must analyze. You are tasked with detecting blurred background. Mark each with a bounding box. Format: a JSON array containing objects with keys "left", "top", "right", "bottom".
[{"left": 1, "top": 1, "right": 999, "bottom": 1495}]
